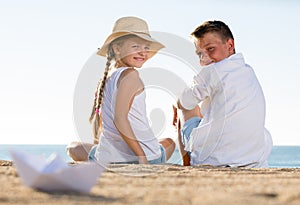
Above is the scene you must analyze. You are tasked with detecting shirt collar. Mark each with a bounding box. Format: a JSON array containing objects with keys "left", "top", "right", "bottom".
[{"left": 228, "top": 53, "right": 245, "bottom": 64}]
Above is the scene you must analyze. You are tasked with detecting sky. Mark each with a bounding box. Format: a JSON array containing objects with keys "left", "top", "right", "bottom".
[{"left": 0, "top": 0, "right": 300, "bottom": 145}]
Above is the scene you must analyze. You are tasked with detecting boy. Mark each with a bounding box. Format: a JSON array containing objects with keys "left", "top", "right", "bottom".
[{"left": 175, "top": 20, "right": 273, "bottom": 168}]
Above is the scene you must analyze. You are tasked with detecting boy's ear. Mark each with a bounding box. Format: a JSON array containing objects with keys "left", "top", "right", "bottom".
[{"left": 227, "top": 38, "right": 235, "bottom": 53}]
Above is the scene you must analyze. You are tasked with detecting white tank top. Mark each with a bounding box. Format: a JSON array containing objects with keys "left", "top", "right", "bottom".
[{"left": 95, "top": 67, "right": 161, "bottom": 163}]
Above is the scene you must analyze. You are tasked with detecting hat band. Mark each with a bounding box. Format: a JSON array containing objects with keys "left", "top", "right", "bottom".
[{"left": 130, "top": 31, "right": 151, "bottom": 37}]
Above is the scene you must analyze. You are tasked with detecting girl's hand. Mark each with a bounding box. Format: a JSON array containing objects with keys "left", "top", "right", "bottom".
[{"left": 138, "top": 156, "right": 149, "bottom": 164}]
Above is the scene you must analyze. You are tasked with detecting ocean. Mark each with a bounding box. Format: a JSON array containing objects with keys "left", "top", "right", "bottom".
[{"left": 0, "top": 145, "right": 299, "bottom": 168}]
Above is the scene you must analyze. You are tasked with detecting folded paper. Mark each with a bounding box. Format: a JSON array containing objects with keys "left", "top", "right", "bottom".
[{"left": 10, "top": 149, "right": 106, "bottom": 193}]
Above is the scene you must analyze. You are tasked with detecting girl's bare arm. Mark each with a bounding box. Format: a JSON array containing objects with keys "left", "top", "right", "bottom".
[{"left": 114, "top": 69, "right": 148, "bottom": 164}]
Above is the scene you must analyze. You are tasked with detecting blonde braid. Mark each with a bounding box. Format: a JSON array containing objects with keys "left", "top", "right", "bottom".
[
  {"left": 90, "top": 47, "right": 114, "bottom": 142},
  {"left": 89, "top": 79, "right": 101, "bottom": 123}
]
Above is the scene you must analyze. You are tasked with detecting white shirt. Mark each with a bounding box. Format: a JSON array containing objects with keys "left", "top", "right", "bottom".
[
  {"left": 179, "top": 53, "right": 273, "bottom": 167},
  {"left": 95, "top": 67, "right": 161, "bottom": 164}
]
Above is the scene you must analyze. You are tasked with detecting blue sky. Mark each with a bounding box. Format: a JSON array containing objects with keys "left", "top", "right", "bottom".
[{"left": 1, "top": 0, "right": 299, "bottom": 145}]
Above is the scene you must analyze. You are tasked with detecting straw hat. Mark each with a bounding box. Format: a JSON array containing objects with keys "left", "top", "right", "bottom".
[{"left": 97, "top": 16, "right": 165, "bottom": 57}]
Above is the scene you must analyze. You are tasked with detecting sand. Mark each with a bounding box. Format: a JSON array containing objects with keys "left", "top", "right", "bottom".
[{"left": 0, "top": 160, "right": 300, "bottom": 205}]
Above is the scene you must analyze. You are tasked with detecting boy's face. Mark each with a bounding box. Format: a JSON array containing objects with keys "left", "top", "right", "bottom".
[
  {"left": 194, "top": 32, "right": 234, "bottom": 63},
  {"left": 195, "top": 45, "right": 214, "bottom": 66}
]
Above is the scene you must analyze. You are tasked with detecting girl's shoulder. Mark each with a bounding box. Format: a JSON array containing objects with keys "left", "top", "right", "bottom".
[
  {"left": 117, "top": 67, "right": 142, "bottom": 87},
  {"left": 121, "top": 67, "right": 138, "bottom": 74},
  {"left": 119, "top": 67, "right": 139, "bottom": 80}
]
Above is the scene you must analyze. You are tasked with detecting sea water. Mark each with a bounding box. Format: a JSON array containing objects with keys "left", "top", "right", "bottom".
[{"left": 0, "top": 145, "right": 299, "bottom": 168}]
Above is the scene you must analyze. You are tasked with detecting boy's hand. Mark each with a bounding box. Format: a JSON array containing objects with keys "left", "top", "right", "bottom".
[{"left": 172, "top": 105, "right": 178, "bottom": 127}]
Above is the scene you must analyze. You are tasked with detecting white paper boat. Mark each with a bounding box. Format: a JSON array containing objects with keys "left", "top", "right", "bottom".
[{"left": 10, "top": 149, "right": 106, "bottom": 193}]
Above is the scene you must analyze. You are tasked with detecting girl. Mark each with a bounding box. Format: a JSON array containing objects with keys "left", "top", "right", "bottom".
[{"left": 69, "top": 16, "right": 175, "bottom": 164}]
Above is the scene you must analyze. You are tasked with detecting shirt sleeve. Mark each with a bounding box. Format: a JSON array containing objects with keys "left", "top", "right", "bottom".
[
  {"left": 179, "top": 86, "right": 200, "bottom": 110},
  {"left": 179, "top": 68, "right": 211, "bottom": 110}
]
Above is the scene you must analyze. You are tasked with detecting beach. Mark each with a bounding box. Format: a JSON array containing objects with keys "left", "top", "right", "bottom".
[{"left": 1, "top": 160, "right": 299, "bottom": 205}]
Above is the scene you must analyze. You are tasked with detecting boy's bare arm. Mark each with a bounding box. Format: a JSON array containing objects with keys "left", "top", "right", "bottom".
[{"left": 177, "top": 120, "right": 190, "bottom": 166}]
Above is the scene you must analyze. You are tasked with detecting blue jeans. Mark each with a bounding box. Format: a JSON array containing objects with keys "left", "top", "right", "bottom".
[{"left": 181, "top": 117, "right": 201, "bottom": 156}]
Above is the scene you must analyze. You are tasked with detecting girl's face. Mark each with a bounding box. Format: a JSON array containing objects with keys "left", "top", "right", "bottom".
[
  {"left": 194, "top": 32, "right": 234, "bottom": 63},
  {"left": 113, "top": 36, "right": 151, "bottom": 68}
]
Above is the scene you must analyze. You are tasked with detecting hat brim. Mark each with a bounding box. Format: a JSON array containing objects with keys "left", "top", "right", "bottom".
[{"left": 97, "top": 32, "right": 165, "bottom": 58}]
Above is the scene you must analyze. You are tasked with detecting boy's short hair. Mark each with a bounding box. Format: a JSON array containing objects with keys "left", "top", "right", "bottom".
[{"left": 191, "top": 20, "right": 234, "bottom": 42}]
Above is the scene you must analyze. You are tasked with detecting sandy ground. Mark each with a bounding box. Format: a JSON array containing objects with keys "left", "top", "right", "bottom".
[{"left": 1, "top": 160, "right": 300, "bottom": 205}]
